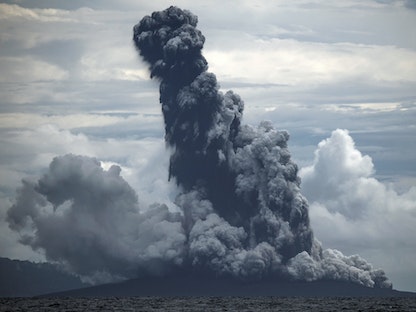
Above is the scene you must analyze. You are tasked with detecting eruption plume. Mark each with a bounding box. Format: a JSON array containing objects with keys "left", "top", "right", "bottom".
[
  {"left": 7, "top": 6, "right": 391, "bottom": 289},
  {"left": 133, "top": 6, "right": 312, "bottom": 264}
]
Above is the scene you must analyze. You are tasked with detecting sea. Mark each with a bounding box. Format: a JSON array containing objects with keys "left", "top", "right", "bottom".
[{"left": 1, "top": 297, "right": 415, "bottom": 312}]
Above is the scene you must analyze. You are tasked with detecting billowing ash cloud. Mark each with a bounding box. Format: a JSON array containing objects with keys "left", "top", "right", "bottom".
[
  {"left": 7, "top": 155, "right": 185, "bottom": 284},
  {"left": 7, "top": 6, "right": 391, "bottom": 289}
]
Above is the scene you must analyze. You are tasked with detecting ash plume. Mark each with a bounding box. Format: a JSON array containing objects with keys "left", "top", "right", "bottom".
[
  {"left": 132, "top": 6, "right": 390, "bottom": 287},
  {"left": 6, "top": 6, "right": 391, "bottom": 289},
  {"left": 133, "top": 6, "right": 312, "bottom": 263}
]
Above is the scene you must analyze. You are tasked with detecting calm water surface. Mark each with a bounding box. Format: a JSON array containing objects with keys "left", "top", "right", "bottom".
[{"left": 1, "top": 297, "right": 415, "bottom": 311}]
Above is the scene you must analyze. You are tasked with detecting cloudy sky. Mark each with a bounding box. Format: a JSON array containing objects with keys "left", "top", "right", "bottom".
[{"left": 0, "top": 0, "right": 415, "bottom": 291}]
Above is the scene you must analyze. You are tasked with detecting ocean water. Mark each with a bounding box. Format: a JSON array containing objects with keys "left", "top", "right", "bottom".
[{"left": 1, "top": 297, "right": 415, "bottom": 312}]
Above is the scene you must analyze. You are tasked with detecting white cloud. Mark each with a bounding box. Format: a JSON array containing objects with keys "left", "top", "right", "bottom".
[
  {"left": 0, "top": 125, "right": 94, "bottom": 189},
  {"left": 0, "top": 56, "right": 68, "bottom": 82},
  {"left": 0, "top": 4, "right": 74, "bottom": 22},
  {"left": 0, "top": 113, "right": 121, "bottom": 129},
  {"left": 299, "top": 129, "right": 416, "bottom": 290},
  {"left": 80, "top": 46, "right": 149, "bottom": 81},
  {"left": 205, "top": 40, "right": 416, "bottom": 87}
]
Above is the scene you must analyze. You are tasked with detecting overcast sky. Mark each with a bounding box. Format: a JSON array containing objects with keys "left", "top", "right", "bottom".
[{"left": 0, "top": 0, "right": 415, "bottom": 291}]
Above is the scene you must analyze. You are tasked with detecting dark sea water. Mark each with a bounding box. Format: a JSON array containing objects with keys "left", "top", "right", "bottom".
[{"left": 1, "top": 297, "right": 416, "bottom": 312}]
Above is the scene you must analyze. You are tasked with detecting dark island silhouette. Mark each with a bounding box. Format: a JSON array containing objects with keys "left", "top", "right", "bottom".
[
  {"left": 0, "top": 258, "right": 86, "bottom": 297},
  {"left": 3, "top": 258, "right": 415, "bottom": 297},
  {"left": 43, "top": 274, "right": 415, "bottom": 298}
]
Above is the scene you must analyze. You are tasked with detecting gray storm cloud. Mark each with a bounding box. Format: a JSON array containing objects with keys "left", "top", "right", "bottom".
[{"left": 7, "top": 6, "right": 391, "bottom": 288}]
